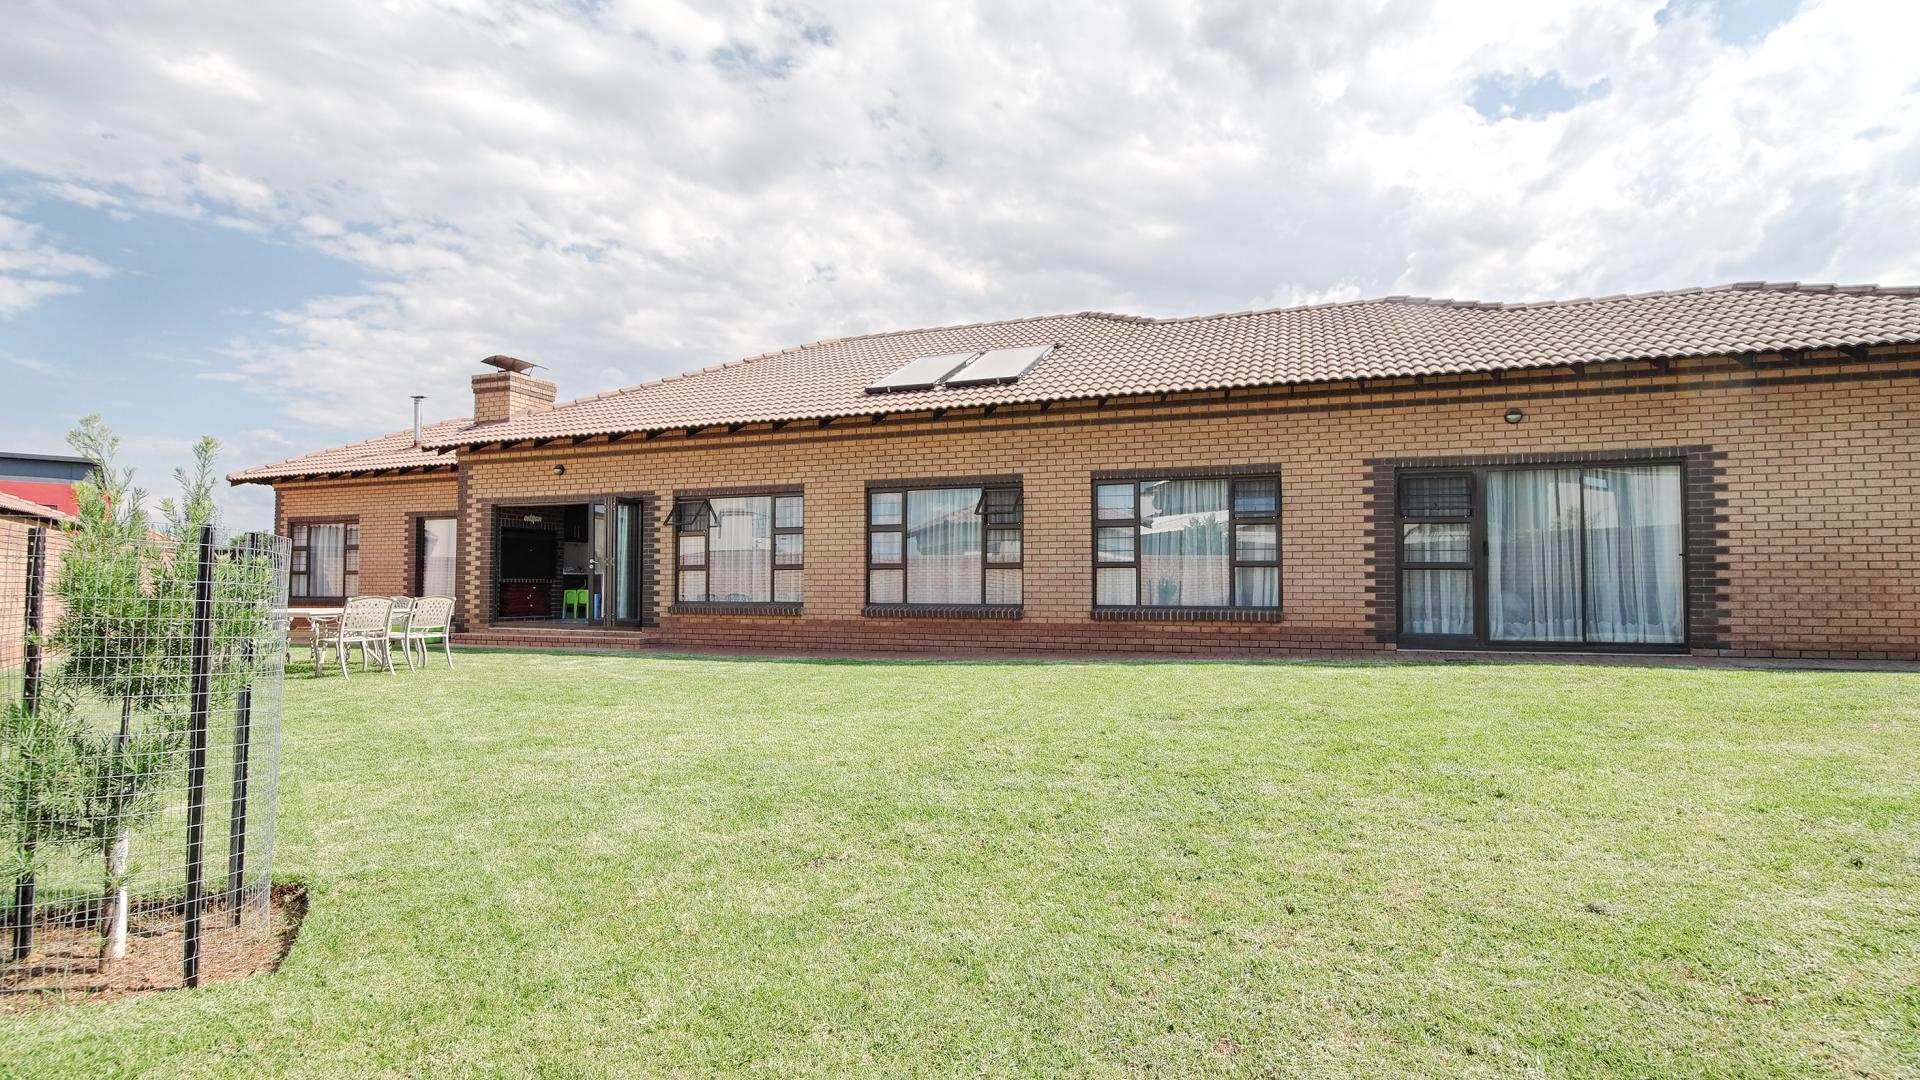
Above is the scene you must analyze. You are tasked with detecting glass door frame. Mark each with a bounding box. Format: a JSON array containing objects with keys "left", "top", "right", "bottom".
[
  {"left": 603, "top": 496, "right": 647, "bottom": 628},
  {"left": 1395, "top": 458, "right": 1691, "bottom": 652}
]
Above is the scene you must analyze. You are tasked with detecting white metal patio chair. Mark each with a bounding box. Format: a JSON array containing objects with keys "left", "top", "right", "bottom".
[
  {"left": 384, "top": 596, "right": 416, "bottom": 667},
  {"left": 324, "top": 596, "right": 396, "bottom": 679},
  {"left": 391, "top": 595, "right": 454, "bottom": 671}
]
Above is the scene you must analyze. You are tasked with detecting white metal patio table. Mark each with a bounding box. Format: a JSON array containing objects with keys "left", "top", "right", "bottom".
[{"left": 288, "top": 605, "right": 344, "bottom": 674}]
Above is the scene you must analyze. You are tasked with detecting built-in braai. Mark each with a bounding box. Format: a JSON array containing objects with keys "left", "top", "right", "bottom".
[{"left": 491, "top": 501, "right": 645, "bottom": 627}]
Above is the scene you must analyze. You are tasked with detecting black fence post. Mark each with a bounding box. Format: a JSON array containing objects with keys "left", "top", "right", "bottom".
[
  {"left": 225, "top": 533, "right": 258, "bottom": 925},
  {"left": 10, "top": 526, "right": 47, "bottom": 964},
  {"left": 182, "top": 523, "right": 216, "bottom": 988}
]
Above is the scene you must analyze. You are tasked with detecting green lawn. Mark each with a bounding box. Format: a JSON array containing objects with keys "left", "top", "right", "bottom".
[{"left": 4, "top": 652, "right": 1916, "bottom": 1077}]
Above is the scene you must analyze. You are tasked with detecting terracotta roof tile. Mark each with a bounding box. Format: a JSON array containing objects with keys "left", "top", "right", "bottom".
[
  {"left": 233, "top": 282, "right": 1920, "bottom": 480},
  {"left": 423, "top": 282, "right": 1920, "bottom": 449},
  {"left": 227, "top": 418, "right": 471, "bottom": 484}
]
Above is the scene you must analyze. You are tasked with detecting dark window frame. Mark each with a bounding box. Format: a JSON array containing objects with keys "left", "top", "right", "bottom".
[
  {"left": 288, "top": 516, "right": 360, "bottom": 604},
  {"left": 1090, "top": 473, "right": 1281, "bottom": 615},
  {"left": 670, "top": 488, "right": 804, "bottom": 613},
  {"left": 864, "top": 476, "right": 1023, "bottom": 616},
  {"left": 1394, "top": 473, "right": 1477, "bottom": 646},
  {"left": 1395, "top": 458, "right": 1691, "bottom": 652}
]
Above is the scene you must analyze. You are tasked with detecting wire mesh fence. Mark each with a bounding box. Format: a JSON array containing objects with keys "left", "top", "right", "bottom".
[{"left": 1, "top": 520, "right": 289, "bottom": 1006}]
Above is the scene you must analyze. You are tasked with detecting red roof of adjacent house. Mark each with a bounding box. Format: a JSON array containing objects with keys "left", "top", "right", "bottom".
[
  {"left": 0, "top": 480, "right": 80, "bottom": 519},
  {"left": 0, "top": 488, "right": 75, "bottom": 523},
  {"left": 233, "top": 281, "right": 1920, "bottom": 481},
  {"left": 227, "top": 418, "right": 471, "bottom": 484}
]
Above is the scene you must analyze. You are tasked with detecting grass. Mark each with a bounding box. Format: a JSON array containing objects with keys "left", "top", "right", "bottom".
[{"left": 3, "top": 651, "right": 1916, "bottom": 1077}]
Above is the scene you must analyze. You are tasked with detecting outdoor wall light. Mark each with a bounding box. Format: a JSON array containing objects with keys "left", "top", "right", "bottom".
[
  {"left": 552, "top": 463, "right": 567, "bottom": 476},
  {"left": 1504, "top": 408, "right": 1525, "bottom": 424}
]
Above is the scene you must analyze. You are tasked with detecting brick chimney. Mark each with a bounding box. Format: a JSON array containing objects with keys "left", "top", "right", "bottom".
[{"left": 471, "top": 355, "right": 557, "bottom": 425}]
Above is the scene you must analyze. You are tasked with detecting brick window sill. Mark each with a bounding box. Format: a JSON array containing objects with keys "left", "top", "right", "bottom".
[
  {"left": 668, "top": 602, "right": 803, "bottom": 617},
  {"left": 863, "top": 604, "right": 1023, "bottom": 620},
  {"left": 1091, "top": 607, "right": 1284, "bottom": 623}
]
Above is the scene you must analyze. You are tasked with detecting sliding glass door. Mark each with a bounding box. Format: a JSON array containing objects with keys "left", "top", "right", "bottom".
[
  {"left": 1581, "top": 466, "right": 1684, "bottom": 644},
  {"left": 1486, "top": 468, "right": 1584, "bottom": 642},
  {"left": 1399, "top": 461, "right": 1685, "bottom": 648}
]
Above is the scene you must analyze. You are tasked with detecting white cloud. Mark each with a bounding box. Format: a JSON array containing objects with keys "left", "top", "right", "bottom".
[
  {"left": 7, "top": 353, "right": 58, "bottom": 374},
  {"left": 0, "top": 275, "right": 81, "bottom": 315},
  {"left": 0, "top": 212, "right": 111, "bottom": 315},
  {"left": 0, "top": 0, "right": 1913, "bottom": 462}
]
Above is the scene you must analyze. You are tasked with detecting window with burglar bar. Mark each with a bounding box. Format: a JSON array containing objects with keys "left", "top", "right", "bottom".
[
  {"left": 867, "top": 482, "right": 1023, "bottom": 608},
  {"left": 674, "top": 493, "right": 803, "bottom": 605},
  {"left": 290, "top": 520, "right": 358, "bottom": 602},
  {"left": 1093, "top": 475, "right": 1279, "bottom": 609}
]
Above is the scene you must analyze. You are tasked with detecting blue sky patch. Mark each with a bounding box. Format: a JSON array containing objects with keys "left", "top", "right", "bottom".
[
  {"left": 1, "top": 185, "right": 370, "bottom": 521},
  {"left": 1657, "top": 0, "right": 1802, "bottom": 45},
  {"left": 710, "top": 43, "right": 798, "bottom": 80},
  {"left": 1468, "top": 71, "right": 1611, "bottom": 122}
]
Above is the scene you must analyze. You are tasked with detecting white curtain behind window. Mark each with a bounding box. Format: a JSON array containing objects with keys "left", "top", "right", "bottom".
[
  {"left": 1403, "top": 569, "right": 1472, "bottom": 635},
  {"left": 308, "top": 523, "right": 345, "bottom": 597},
  {"left": 708, "top": 496, "right": 772, "bottom": 602},
  {"left": 1487, "top": 469, "right": 1583, "bottom": 641},
  {"left": 420, "top": 518, "right": 456, "bottom": 597},
  {"left": 1583, "top": 465, "right": 1684, "bottom": 643},
  {"left": 906, "top": 488, "right": 983, "bottom": 603},
  {"left": 1138, "top": 479, "right": 1230, "bottom": 606}
]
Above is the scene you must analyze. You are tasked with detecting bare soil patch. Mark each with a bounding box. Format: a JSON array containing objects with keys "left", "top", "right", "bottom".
[{"left": 0, "top": 884, "right": 307, "bottom": 1012}]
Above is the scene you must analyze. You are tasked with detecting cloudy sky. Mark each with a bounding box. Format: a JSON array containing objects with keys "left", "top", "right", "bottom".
[{"left": 2, "top": 0, "right": 1914, "bottom": 529}]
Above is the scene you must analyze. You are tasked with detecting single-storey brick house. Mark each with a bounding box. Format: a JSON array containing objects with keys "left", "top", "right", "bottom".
[{"left": 229, "top": 282, "right": 1920, "bottom": 660}]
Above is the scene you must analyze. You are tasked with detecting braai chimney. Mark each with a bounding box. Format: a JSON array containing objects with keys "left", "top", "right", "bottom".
[
  {"left": 411, "top": 395, "right": 426, "bottom": 447},
  {"left": 471, "top": 355, "right": 558, "bottom": 425}
]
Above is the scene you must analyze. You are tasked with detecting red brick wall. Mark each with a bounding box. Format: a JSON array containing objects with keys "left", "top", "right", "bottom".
[
  {"left": 274, "top": 472, "right": 460, "bottom": 618},
  {"left": 0, "top": 517, "right": 69, "bottom": 674},
  {"left": 264, "top": 346, "right": 1920, "bottom": 660}
]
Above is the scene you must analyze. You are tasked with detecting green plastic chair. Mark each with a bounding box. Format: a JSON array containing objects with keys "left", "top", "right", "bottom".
[{"left": 563, "top": 588, "right": 589, "bottom": 619}]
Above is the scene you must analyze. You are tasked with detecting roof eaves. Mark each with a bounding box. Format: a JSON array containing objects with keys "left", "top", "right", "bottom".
[{"left": 226, "top": 461, "right": 462, "bottom": 486}]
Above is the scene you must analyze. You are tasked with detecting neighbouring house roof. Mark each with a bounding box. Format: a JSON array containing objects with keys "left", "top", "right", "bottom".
[
  {"left": 227, "top": 418, "right": 472, "bottom": 484},
  {"left": 0, "top": 479, "right": 81, "bottom": 518},
  {"left": 234, "top": 281, "right": 1920, "bottom": 481},
  {"left": 0, "top": 488, "right": 75, "bottom": 524},
  {"left": 0, "top": 450, "right": 91, "bottom": 479}
]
